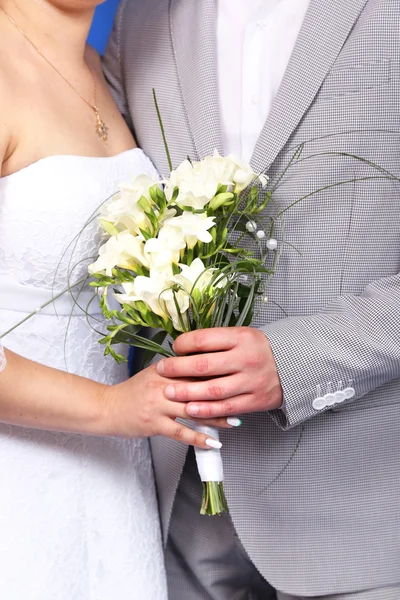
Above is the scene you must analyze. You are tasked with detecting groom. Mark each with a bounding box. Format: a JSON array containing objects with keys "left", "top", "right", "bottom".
[{"left": 104, "top": 1, "right": 400, "bottom": 598}]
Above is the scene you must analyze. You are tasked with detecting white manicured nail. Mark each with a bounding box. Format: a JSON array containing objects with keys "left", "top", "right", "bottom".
[
  {"left": 227, "top": 418, "right": 242, "bottom": 427},
  {"left": 205, "top": 439, "right": 222, "bottom": 449}
]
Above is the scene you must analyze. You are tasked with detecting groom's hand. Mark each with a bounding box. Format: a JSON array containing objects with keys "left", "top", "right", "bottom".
[{"left": 158, "top": 327, "right": 283, "bottom": 419}]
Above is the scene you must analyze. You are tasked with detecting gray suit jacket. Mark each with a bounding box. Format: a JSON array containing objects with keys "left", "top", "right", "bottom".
[{"left": 104, "top": 0, "right": 400, "bottom": 595}]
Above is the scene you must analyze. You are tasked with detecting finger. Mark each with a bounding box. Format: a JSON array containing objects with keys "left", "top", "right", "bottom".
[
  {"left": 164, "top": 373, "right": 246, "bottom": 402},
  {"left": 173, "top": 328, "right": 238, "bottom": 355},
  {"left": 157, "top": 352, "right": 238, "bottom": 378},
  {"left": 185, "top": 395, "right": 254, "bottom": 419},
  {"left": 166, "top": 401, "right": 240, "bottom": 429},
  {"left": 197, "top": 417, "right": 243, "bottom": 429},
  {"left": 159, "top": 418, "right": 223, "bottom": 449}
]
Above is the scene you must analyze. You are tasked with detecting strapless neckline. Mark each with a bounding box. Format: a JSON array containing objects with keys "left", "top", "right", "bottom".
[{"left": 0, "top": 147, "right": 144, "bottom": 182}]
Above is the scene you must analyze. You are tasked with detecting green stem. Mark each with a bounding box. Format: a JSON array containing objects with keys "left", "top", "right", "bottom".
[{"left": 200, "top": 482, "right": 228, "bottom": 516}]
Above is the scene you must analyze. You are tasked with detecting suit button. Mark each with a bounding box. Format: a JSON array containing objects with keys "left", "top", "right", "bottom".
[
  {"left": 312, "top": 397, "right": 326, "bottom": 410},
  {"left": 334, "top": 391, "right": 346, "bottom": 403},
  {"left": 324, "top": 393, "right": 336, "bottom": 406},
  {"left": 343, "top": 387, "right": 356, "bottom": 400}
]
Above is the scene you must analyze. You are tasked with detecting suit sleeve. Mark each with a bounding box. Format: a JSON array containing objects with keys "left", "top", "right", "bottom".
[
  {"left": 263, "top": 271, "right": 400, "bottom": 429},
  {"left": 102, "top": 0, "right": 132, "bottom": 128}
]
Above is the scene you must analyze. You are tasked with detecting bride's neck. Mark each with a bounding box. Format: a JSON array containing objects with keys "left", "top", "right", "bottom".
[{"left": 0, "top": 0, "right": 95, "bottom": 65}]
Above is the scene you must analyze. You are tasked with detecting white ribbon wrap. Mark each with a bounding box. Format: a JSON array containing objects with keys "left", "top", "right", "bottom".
[{"left": 193, "top": 424, "right": 224, "bottom": 482}]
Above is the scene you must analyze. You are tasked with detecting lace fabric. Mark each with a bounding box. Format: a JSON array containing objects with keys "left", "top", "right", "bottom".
[{"left": 0, "top": 150, "right": 167, "bottom": 599}]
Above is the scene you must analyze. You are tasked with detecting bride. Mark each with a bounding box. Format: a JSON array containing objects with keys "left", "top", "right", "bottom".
[{"left": 0, "top": 1, "right": 228, "bottom": 597}]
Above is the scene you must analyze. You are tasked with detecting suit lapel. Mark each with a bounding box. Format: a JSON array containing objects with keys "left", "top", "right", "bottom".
[
  {"left": 169, "top": 0, "right": 223, "bottom": 160},
  {"left": 250, "top": 0, "right": 368, "bottom": 173}
]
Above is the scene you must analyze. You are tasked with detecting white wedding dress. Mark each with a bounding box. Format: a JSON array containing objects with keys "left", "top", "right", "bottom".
[{"left": 0, "top": 149, "right": 168, "bottom": 600}]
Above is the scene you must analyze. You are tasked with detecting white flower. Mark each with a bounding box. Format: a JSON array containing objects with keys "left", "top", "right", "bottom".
[
  {"left": 101, "top": 174, "right": 160, "bottom": 235},
  {"left": 173, "top": 258, "right": 227, "bottom": 295},
  {"left": 204, "top": 151, "right": 268, "bottom": 193},
  {"left": 88, "top": 232, "right": 149, "bottom": 276},
  {"left": 116, "top": 270, "right": 171, "bottom": 318},
  {"left": 115, "top": 269, "right": 190, "bottom": 332},
  {"left": 165, "top": 212, "right": 216, "bottom": 249},
  {"left": 144, "top": 226, "right": 186, "bottom": 269},
  {"left": 160, "top": 288, "right": 190, "bottom": 332},
  {"left": 164, "top": 151, "right": 267, "bottom": 210},
  {"left": 165, "top": 160, "right": 218, "bottom": 210}
]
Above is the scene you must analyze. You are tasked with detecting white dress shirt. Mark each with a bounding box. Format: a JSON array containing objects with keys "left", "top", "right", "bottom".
[{"left": 217, "top": 0, "right": 311, "bottom": 161}]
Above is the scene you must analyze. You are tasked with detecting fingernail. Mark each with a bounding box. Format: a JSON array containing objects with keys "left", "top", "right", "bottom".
[
  {"left": 205, "top": 439, "right": 222, "bottom": 449},
  {"left": 187, "top": 404, "right": 199, "bottom": 416},
  {"left": 165, "top": 385, "right": 175, "bottom": 399},
  {"left": 157, "top": 360, "right": 164, "bottom": 375},
  {"left": 227, "top": 418, "right": 242, "bottom": 427}
]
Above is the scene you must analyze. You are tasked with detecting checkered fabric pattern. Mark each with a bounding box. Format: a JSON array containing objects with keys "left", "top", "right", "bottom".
[{"left": 103, "top": 0, "right": 400, "bottom": 595}]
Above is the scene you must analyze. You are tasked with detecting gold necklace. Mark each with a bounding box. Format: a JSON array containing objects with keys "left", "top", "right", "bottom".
[{"left": 0, "top": 6, "right": 108, "bottom": 143}]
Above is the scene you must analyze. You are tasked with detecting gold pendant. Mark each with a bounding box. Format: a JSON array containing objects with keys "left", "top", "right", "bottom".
[{"left": 94, "top": 106, "right": 108, "bottom": 144}]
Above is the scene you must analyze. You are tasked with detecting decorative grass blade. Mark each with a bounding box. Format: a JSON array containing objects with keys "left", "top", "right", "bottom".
[{"left": 153, "top": 88, "right": 173, "bottom": 172}]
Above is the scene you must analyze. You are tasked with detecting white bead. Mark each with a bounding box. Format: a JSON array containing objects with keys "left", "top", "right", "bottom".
[
  {"left": 334, "top": 391, "right": 346, "bottom": 403},
  {"left": 256, "top": 230, "right": 265, "bottom": 239},
  {"left": 245, "top": 221, "right": 257, "bottom": 233},
  {"left": 312, "top": 397, "right": 326, "bottom": 411},
  {"left": 35, "top": 307, "right": 41, "bottom": 314},
  {"left": 266, "top": 238, "right": 278, "bottom": 250},
  {"left": 262, "top": 296, "right": 268, "bottom": 303},
  {"left": 324, "top": 393, "right": 336, "bottom": 406},
  {"left": 343, "top": 387, "right": 356, "bottom": 400}
]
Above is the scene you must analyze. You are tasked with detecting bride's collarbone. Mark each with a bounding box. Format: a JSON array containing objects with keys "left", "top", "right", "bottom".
[{"left": 1, "top": 55, "right": 136, "bottom": 177}]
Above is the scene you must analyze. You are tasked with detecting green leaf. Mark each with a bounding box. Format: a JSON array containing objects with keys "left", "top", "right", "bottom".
[
  {"left": 177, "top": 204, "right": 195, "bottom": 213},
  {"left": 142, "top": 330, "right": 168, "bottom": 368},
  {"left": 91, "top": 273, "right": 115, "bottom": 282},
  {"left": 208, "top": 192, "right": 234, "bottom": 211},
  {"left": 172, "top": 262, "right": 180, "bottom": 275},
  {"left": 138, "top": 195, "right": 152, "bottom": 213},
  {"left": 139, "top": 228, "right": 152, "bottom": 241},
  {"left": 149, "top": 186, "right": 158, "bottom": 204},
  {"left": 100, "top": 294, "right": 112, "bottom": 319},
  {"left": 99, "top": 219, "right": 120, "bottom": 237},
  {"left": 108, "top": 346, "right": 128, "bottom": 364},
  {"left": 111, "top": 311, "right": 136, "bottom": 325},
  {"left": 155, "top": 186, "right": 167, "bottom": 204},
  {"left": 125, "top": 333, "right": 175, "bottom": 357},
  {"left": 244, "top": 186, "right": 259, "bottom": 212},
  {"left": 144, "top": 209, "right": 158, "bottom": 234}
]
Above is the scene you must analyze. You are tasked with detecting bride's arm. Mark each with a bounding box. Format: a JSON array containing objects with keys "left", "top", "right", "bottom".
[
  {"left": 0, "top": 111, "right": 226, "bottom": 449},
  {"left": 0, "top": 348, "right": 227, "bottom": 447}
]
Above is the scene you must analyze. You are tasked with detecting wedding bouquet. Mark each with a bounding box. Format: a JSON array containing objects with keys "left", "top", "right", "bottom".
[
  {"left": 87, "top": 147, "right": 280, "bottom": 515},
  {"left": 2, "top": 117, "right": 396, "bottom": 516}
]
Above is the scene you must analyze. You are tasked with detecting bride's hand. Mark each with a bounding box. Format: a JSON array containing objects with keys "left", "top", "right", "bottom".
[{"left": 102, "top": 363, "right": 232, "bottom": 448}]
